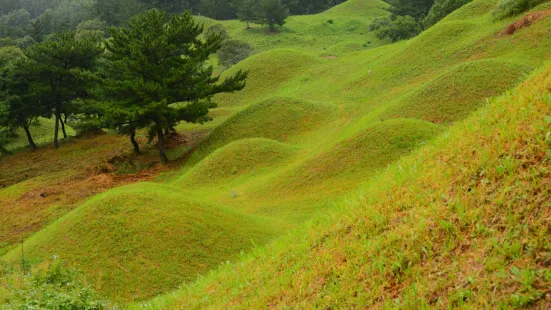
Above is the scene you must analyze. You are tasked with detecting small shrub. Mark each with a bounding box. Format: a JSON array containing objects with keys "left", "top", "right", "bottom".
[
  {"left": 369, "top": 16, "right": 391, "bottom": 32},
  {"left": 375, "top": 15, "right": 422, "bottom": 42},
  {"left": 205, "top": 23, "right": 229, "bottom": 41},
  {"left": 218, "top": 39, "right": 253, "bottom": 67},
  {"left": 0, "top": 258, "right": 108, "bottom": 309},
  {"left": 327, "top": 19, "right": 334, "bottom": 24},
  {"left": 492, "top": 0, "right": 547, "bottom": 20}
]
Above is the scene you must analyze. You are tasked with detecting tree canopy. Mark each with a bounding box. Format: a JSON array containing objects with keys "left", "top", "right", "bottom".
[{"left": 101, "top": 9, "right": 248, "bottom": 162}]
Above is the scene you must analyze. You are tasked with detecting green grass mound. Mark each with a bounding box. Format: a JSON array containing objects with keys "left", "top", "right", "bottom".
[
  {"left": 3, "top": 183, "right": 280, "bottom": 302},
  {"left": 383, "top": 59, "right": 531, "bottom": 123},
  {"left": 188, "top": 97, "right": 336, "bottom": 163},
  {"left": 133, "top": 58, "right": 551, "bottom": 310},
  {"left": 272, "top": 119, "right": 442, "bottom": 195},
  {"left": 6, "top": 118, "right": 76, "bottom": 151},
  {"left": 444, "top": 0, "right": 497, "bottom": 21},
  {"left": 180, "top": 138, "right": 298, "bottom": 187},
  {"left": 215, "top": 49, "right": 322, "bottom": 107}
]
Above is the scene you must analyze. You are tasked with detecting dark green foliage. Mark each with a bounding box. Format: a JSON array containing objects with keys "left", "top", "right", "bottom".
[
  {"left": 375, "top": 15, "right": 422, "bottom": 42},
  {"left": 383, "top": 0, "right": 435, "bottom": 20},
  {"left": 75, "top": 19, "right": 106, "bottom": 42},
  {"left": 0, "top": 49, "right": 47, "bottom": 150},
  {"left": 0, "top": 9, "right": 32, "bottom": 39},
  {"left": 424, "top": 0, "right": 472, "bottom": 27},
  {"left": 219, "top": 39, "right": 253, "bottom": 67},
  {"left": 89, "top": 0, "right": 145, "bottom": 26},
  {"left": 254, "top": 0, "right": 289, "bottom": 32},
  {"left": 102, "top": 9, "right": 247, "bottom": 162},
  {"left": 205, "top": 23, "right": 230, "bottom": 42},
  {"left": 369, "top": 16, "right": 391, "bottom": 31},
  {"left": 237, "top": 0, "right": 258, "bottom": 28},
  {"left": 0, "top": 46, "right": 23, "bottom": 67},
  {"left": 21, "top": 31, "right": 102, "bottom": 148},
  {"left": 0, "top": 104, "right": 16, "bottom": 155},
  {"left": 492, "top": 0, "right": 547, "bottom": 20},
  {"left": 0, "top": 259, "right": 107, "bottom": 309}
]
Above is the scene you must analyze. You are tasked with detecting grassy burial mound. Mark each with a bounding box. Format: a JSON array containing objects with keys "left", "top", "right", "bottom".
[
  {"left": 383, "top": 59, "right": 532, "bottom": 123},
  {"left": 3, "top": 183, "right": 281, "bottom": 302},
  {"left": 180, "top": 138, "right": 298, "bottom": 188}
]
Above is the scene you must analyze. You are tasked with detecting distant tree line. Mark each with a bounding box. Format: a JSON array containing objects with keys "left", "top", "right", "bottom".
[
  {"left": 0, "top": 0, "right": 347, "bottom": 42},
  {"left": 0, "top": 9, "right": 248, "bottom": 161},
  {"left": 371, "top": 0, "right": 472, "bottom": 42}
]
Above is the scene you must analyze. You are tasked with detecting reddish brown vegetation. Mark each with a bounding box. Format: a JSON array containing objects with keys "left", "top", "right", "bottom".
[
  {"left": 0, "top": 130, "right": 207, "bottom": 255},
  {"left": 499, "top": 10, "right": 550, "bottom": 36}
]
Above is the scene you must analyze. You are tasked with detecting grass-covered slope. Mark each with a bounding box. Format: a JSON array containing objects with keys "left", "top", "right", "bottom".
[
  {"left": 135, "top": 60, "right": 551, "bottom": 310},
  {"left": 180, "top": 138, "right": 298, "bottom": 188},
  {"left": 3, "top": 183, "right": 282, "bottom": 302},
  {"left": 196, "top": 0, "right": 390, "bottom": 57},
  {"left": 184, "top": 97, "right": 337, "bottom": 164},
  {"left": 383, "top": 59, "right": 531, "bottom": 123},
  {"left": 271, "top": 119, "right": 443, "bottom": 194}
]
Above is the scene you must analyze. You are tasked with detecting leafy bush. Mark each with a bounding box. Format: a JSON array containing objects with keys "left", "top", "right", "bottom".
[
  {"left": 204, "top": 23, "right": 229, "bottom": 41},
  {"left": 369, "top": 16, "right": 391, "bottom": 31},
  {"left": 492, "top": 0, "right": 548, "bottom": 20},
  {"left": 424, "top": 0, "right": 473, "bottom": 27},
  {"left": 0, "top": 45, "right": 23, "bottom": 67},
  {"left": 0, "top": 258, "right": 108, "bottom": 309},
  {"left": 327, "top": 19, "right": 334, "bottom": 24},
  {"left": 218, "top": 39, "right": 253, "bottom": 67},
  {"left": 375, "top": 15, "right": 422, "bottom": 42},
  {"left": 0, "top": 37, "right": 17, "bottom": 48}
]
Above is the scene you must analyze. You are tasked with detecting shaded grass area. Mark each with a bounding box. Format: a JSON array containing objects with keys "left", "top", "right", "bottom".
[
  {"left": 5, "top": 118, "right": 76, "bottom": 152},
  {"left": 134, "top": 58, "right": 551, "bottom": 310}
]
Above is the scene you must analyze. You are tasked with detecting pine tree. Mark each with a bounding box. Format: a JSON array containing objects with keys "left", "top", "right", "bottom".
[
  {"left": 0, "top": 53, "right": 49, "bottom": 150},
  {"left": 103, "top": 9, "right": 247, "bottom": 162},
  {"left": 23, "top": 31, "right": 102, "bottom": 148},
  {"left": 237, "top": 0, "right": 258, "bottom": 29},
  {"left": 254, "top": 0, "right": 289, "bottom": 33}
]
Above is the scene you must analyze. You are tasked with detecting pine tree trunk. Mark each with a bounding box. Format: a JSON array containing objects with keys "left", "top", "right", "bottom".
[
  {"left": 157, "top": 129, "right": 169, "bottom": 163},
  {"left": 53, "top": 99, "right": 61, "bottom": 149},
  {"left": 60, "top": 116, "right": 68, "bottom": 139},
  {"left": 130, "top": 129, "right": 140, "bottom": 154},
  {"left": 269, "top": 23, "right": 275, "bottom": 33},
  {"left": 246, "top": 21, "right": 250, "bottom": 29},
  {"left": 164, "top": 128, "right": 170, "bottom": 136},
  {"left": 23, "top": 126, "right": 37, "bottom": 150}
]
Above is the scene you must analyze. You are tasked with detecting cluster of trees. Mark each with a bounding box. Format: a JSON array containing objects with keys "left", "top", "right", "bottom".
[
  {"left": 371, "top": 0, "right": 472, "bottom": 42},
  {"left": 205, "top": 24, "right": 253, "bottom": 66},
  {"left": 0, "top": 9, "right": 248, "bottom": 162},
  {"left": 0, "top": 0, "right": 347, "bottom": 42}
]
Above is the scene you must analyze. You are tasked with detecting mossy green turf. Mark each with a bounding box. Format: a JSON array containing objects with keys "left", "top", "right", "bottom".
[{"left": 3, "top": 0, "right": 551, "bottom": 304}]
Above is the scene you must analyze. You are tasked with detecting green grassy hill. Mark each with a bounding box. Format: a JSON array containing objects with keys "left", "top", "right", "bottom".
[
  {"left": 134, "top": 55, "right": 551, "bottom": 310},
  {"left": 2, "top": 183, "right": 283, "bottom": 301},
  {"left": 2, "top": 0, "right": 551, "bottom": 306}
]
